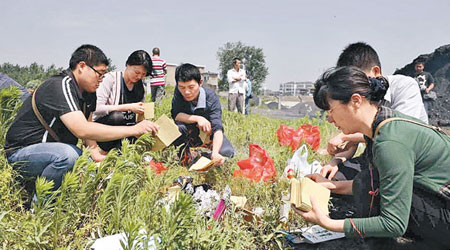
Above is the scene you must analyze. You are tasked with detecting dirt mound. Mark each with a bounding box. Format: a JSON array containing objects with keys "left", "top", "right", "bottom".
[{"left": 394, "top": 44, "right": 450, "bottom": 125}]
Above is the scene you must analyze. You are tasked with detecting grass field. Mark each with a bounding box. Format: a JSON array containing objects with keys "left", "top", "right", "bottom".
[{"left": 0, "top": 86, "right": 338, "bottom": 250}]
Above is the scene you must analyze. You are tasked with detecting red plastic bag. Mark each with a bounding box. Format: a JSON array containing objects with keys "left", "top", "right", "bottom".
[
  {"left": 276, "top": 124, "right": 295, "bottom": 146},
  {"left": 300, "top": 124, "right": 321, "bottom": 151},
  {"left": 148, "top": 160, "right": 167, "bottom": 175},
  {"left": 276, "top": 123, "right": 321, "bottom": 151},
  {"left": 233, "top": 144, "right": 276, "bottom": 182}
]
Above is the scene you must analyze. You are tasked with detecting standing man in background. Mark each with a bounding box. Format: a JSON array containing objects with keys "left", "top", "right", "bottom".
[
  {"left": 227, "top": 58, "right": 246, "bottom": 113},
  {"left": 150, "top": 47, "right": 167, "bottom": 102},
  {"left": 414, "top": 61, "right": 436, "bottom": 117},
  {"left": 244, "top": 74, "right": 252, "bottom": 115}
]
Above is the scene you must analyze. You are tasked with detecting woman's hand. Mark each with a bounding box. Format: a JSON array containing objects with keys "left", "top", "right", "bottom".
[
  {"left": 292, "top": 195, "right": 328, "bottom": 226},
  {"left": 90, "top": 146, "right": 107, "bottom": 162},
  {"left": 293, "top": 195, "right": 345, "bottom": 233},
  {"left": 127, "top": 102, "right": 144, "bottom": 114}
]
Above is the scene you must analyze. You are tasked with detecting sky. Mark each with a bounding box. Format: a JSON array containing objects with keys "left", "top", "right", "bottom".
[{"left": 1, "top": 0, "right": 450, "bottom": 90}]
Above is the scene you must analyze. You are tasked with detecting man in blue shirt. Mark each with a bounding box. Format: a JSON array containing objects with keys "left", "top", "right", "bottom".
[{"left": 171, "top": 63, "right": 234, "bottom": 166}]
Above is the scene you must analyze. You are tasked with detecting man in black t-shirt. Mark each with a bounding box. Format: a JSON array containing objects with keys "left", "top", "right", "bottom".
[
  {"left": 414, "top": 61, "right": 436, "bottom": 116},
  {"left": 5, "top": 45, "right": 158, "bottom": 191}
]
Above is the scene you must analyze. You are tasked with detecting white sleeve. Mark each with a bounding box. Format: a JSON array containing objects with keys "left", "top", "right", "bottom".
[
  {"left": 94, "top": 72, "right": 116, "bottom": 118},
  {"left": 227, "top": 70, "right": 235, "bottom": 83},
  {"left": 386, "top": 75, "right": 429, "bottom": 124}
]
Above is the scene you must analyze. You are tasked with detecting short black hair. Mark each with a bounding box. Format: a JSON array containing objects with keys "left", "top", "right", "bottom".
[
  {"left": 175, "top": 63, "right": 201, "bottom": 84},
  {"left": 152, "top": 47, "right": 160, "bottom": 56},
  {"left": 336, "top": 42, "right": 381, "bottom": 72},
  {"left": 415, "top": 61, "right": 425, "bottom": 66},
  {"left": 233, "top": 57, "right": 241, "bottom": 65},
  {"left": 69, "top": 44, "right": 109, "bottom": 70},
  {"left": 314, "top": 66, "right": 388, "bottom": 110},
  {"left": 126, "top": 50, "right": 153, "bottom": 76}
]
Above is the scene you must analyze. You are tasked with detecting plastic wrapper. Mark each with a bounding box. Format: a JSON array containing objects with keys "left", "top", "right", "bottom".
[
  {"left": 283, "top": 144, "right": 322, "bottom": 179},
  {"left": 276, "top": 123, "right": 321, "bottom": 151},
  {"left": 233, "top": 144, "right": 277, "bottom": 182}
]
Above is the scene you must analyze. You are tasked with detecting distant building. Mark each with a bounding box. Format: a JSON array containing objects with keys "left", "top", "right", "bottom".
[
  {"left": 279, "top": 81, "right": 314, "bottom": 96},
  {"left": 164, "top": 63, "right": 218, "bottom": 91}
]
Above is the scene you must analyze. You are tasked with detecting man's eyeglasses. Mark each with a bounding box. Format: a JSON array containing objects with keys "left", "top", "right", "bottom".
[{"left": 88, "top": 65, "right": 106, "bottom": 79}]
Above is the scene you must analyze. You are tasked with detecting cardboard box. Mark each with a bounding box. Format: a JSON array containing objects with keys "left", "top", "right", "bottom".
[
  {"left": 150, "top": 114, "right": 182, "bottom": 151},
  {"left": 290, "top": 177, "right": 330, "bottom": 215},
  {"left": 136, "top": 102, "right": 155, "bottom": 122}
]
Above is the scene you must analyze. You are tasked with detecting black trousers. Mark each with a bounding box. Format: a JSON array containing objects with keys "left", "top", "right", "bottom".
[
  {"left": 95, "top": 111, "right": 136, "bottom": 151},
  {"left": 352, "top": 168, "right": 450, "bottom": 248},
  {"left": 172, "top": 122, "right": 234, "bottom": 158}
]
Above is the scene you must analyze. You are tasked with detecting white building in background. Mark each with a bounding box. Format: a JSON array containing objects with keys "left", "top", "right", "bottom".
[
  {"left": 164, "top": 63, "right": 218, "bottom": 91},
  {"left": 279, "top": 81, "right": 314, "bottom": 96}
]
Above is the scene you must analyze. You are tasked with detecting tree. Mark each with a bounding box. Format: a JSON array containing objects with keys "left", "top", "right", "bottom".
[
  {"left": 0, "top": 62, "right": 63, "bottom": 87},
  {"left": 217, "top": 41, "right": 268, "bottom": 94},
  {"left": 107, "top": 58, "right": 117, "bottom": 72}
]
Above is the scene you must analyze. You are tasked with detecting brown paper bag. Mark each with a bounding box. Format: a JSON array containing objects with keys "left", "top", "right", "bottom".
[
  {"left": 290, "top": 177, "right": 330, "bottom": 215},
  {"left": 150, "top": 114, "right": 182, "bottom": 151},
  {"left": 136, "top": 102, "right": 155, "bottom": 122}
]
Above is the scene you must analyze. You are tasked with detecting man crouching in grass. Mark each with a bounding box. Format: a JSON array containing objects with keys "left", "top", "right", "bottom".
[{"left": 171, "top": 63, "right": 234, "bottom": 166}]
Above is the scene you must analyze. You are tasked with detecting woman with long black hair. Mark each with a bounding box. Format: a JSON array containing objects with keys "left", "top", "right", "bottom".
[
  {"left": 93, "top": 50, "right": 155, "bottom": 151},
  {"left": 295, "top": 66, "right": 450, "bottom": 248}
]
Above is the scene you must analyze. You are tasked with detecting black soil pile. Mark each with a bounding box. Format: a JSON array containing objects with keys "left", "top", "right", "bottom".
[{"left": 394, "top": 44, "right": 450, "bottom": 125}]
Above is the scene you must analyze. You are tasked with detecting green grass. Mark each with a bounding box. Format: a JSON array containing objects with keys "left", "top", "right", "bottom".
[{"left": 0, "top": 87, "right": 337, "bottom": 250}]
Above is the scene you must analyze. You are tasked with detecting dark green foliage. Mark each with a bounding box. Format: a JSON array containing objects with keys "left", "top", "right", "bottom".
[
  {"left": 217, "top": 41, "right": 269, "bottom": 94},
  {"left": 0, "top": 87, "right": 23, "bottom": 145},
  {"left": 0, "top": 62, "right": 63, "bottom": 87}
]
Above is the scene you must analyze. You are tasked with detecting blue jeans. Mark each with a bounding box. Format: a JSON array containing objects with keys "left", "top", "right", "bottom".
[{"left": 7, "top": 143, "right": 82, "bottom": 191}]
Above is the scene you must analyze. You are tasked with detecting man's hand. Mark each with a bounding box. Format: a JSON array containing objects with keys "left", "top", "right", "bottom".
[
  {"left": 320, "top": 163, "right": 339, "bottom": 180},
  {"left": 307, "top": 174, "right": 336, "bottom": 190},
  {"left": 211, "top": 152, "right": 225, "bottom": 166},
  {"left": 196, "top": 116, "right": 211, "bottom": 133},
  {"left": 127, "top": 102, "right": 144, "bottom": 114},
  {"left": 133, "top": 120, "right": 159, "bottom": 137},
  {"left": 327, "top": 134, "right": 346, "bottom": 155}
]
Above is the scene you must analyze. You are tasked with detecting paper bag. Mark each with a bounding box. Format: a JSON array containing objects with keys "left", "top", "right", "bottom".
[
  {"left": 290, "top": 177, "right": 330, "bottom": 215},
  {"left": 150, "top": 114, "right": 181, "bottom": 151},
  {"left": 136, "top": 102, "right": 155, "bottom": 122},
  {"left": 189, "top": 156, "right": 214, "bottom": 171}
]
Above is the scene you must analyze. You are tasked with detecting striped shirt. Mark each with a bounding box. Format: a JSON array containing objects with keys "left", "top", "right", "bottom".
[{"left": 150, "top": 56, "right": 167, "bottom": 86}]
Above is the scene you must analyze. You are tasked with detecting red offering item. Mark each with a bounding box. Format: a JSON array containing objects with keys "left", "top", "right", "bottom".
[
  {"left": 276, "top": 124, "right": 295, "bottom": 146},
  {"left": 233, "top": 144, "right": 276, "bottom": 182},
  {"left": 276, "top": 123, "right": 321, "bottom": 151},
  {"left": 148, "top": 160, "right": 167, "bottom": 175},
  {"left": 213, "top": 199, "right": 226, "bottom": 220}
]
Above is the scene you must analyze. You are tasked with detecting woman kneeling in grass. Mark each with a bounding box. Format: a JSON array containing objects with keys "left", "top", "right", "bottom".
[{"left": 295, "top": 66, "right": 450, "bottom": 248}]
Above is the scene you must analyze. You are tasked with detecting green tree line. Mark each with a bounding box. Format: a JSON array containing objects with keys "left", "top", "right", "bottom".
[{"left": 0, "top": 62, "right": 63, "bottom": 88}]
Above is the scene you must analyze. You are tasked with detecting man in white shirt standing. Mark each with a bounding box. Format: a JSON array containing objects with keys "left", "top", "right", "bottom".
[{"left": 227, "top": 58, "right": 246, "bottom": 113}]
